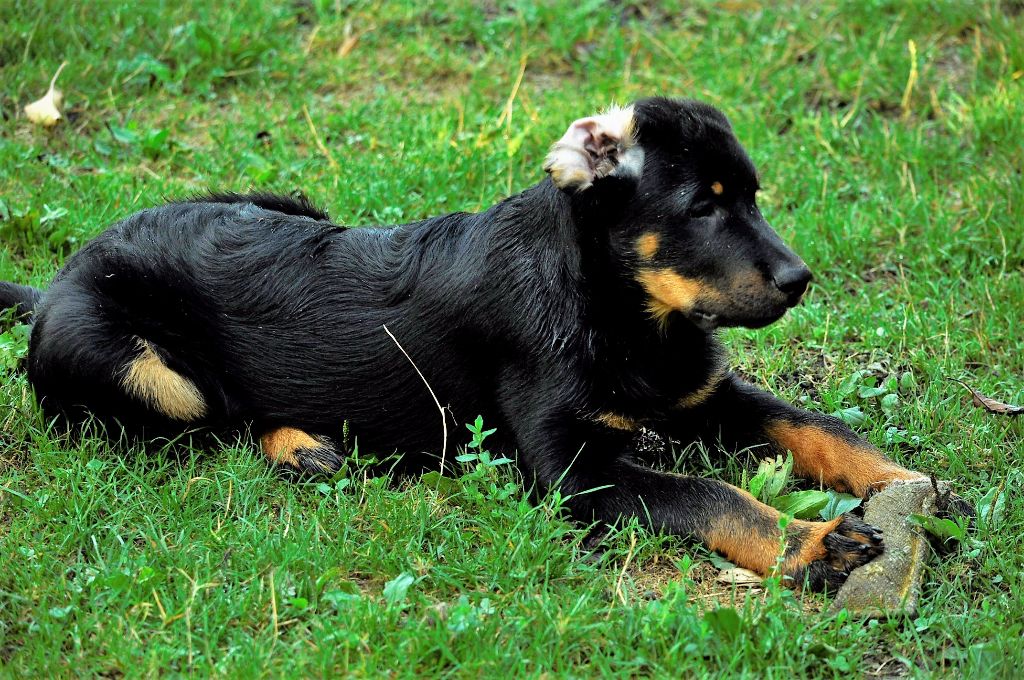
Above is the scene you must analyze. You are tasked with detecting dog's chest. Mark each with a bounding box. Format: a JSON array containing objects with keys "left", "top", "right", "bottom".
[{"left": 590, "top": 334, "right": 722, "bottom": 417}]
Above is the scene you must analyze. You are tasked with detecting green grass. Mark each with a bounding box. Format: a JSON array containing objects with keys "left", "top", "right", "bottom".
[{"left": 2, "top": 0, "right": 1023, "bottom": 676}]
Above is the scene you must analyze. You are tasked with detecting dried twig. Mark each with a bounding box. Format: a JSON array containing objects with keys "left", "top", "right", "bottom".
[{"left": 382, "top": 324, "right": 449, "bottom": 473}]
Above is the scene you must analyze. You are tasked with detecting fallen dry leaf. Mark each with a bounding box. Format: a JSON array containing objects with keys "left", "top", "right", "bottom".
[
  {"left": 24, "top": 61, "right": 68, "bottom": 127},
  {"left": 949, "top": 378, "right": 1024, "bottom": 416},
  {"left": 716, "top": 568, "right": 763, "bottom": 587}
]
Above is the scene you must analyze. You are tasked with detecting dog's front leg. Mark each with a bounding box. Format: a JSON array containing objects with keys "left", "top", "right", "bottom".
[
  {"left": 508, "top": 409, "right": 882, "bottom": 591},
  {"left": 672, "top": 373, "right": 933, "bottom": 499}
]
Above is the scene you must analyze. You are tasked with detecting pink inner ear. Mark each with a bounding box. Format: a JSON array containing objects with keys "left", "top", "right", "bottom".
[{"left": 562, "top": 117, "right": 601, "bottom": 150}]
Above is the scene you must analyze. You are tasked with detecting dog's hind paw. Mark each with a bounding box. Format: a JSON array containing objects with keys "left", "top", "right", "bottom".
[
  {"left": 260, "top": 426, "right": 345, "bottom": 475},
  {"left": 543, "top": 105, "right": 644, "bottom": 192}
]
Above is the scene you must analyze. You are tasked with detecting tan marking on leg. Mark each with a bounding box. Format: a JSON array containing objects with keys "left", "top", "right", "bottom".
[
  {"left": 704, "top": 488, "right": 793, "bottom": 575},
  {"left": 121, "top": 339, "right": 206, "bottom": 421},
  {"left": 711, "top": 181, "right": 724, "bottom": 195},
  {"left": 704, "top": 492, "right": 845, "bottom": 578},
  {"left": 596, "top": 412, "right": 639, "bottom": 431},
  {"left": 765, "top": 422, "right": 924, "bottom": 497},
  {"left": 261, "top": 427, "right": 323, "bottom": 468},
  {"left": 635, "top": 232, "right": 660, "bottom": 261}
]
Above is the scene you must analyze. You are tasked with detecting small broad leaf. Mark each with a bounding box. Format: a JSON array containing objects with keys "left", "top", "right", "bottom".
[
  {"left": 858, "top": 385, "right": 887, "bottom": 399},
  {"left": 421, "top": 471, "right": 461, "bottom": 496},
  {"left": 703, "top": 607, "right": 743, "bottom": 640},
  {"left": 833, "top": 406, "right": 868, "bottom": 427},
  {"left": 382, "top": 572, "right": 415, "bottom": 606},
  {"left": 909, "top": 513, "right": 966, "bottom": 543},
  {"left": 949, "top": 378, "right": 1023, "bottom": 416},
  {"left": 707, "top": 553, "right": 736, "bottom": 570},
  {"left": 716, "top": 568, "right": 762, "bottom": 587},
  {"left": 773, "top": 490, "right": 831, "bottom": 519},
  {"left": 24, "top": 62, "right": 67, "bottom": 127},
  {"left": 819, "top": 492, "right": 862, "bottom": 520},
  {"left": 978, "top": 485, "right": 1007, "bottom": 529}
]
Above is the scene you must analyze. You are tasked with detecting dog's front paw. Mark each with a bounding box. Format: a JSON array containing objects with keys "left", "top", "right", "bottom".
[
  {"left": 784, "top": 515, "right": 884, "bottom": 592},
  {"left": 543, "top": 105, "right": 643, "bottom": 192}
]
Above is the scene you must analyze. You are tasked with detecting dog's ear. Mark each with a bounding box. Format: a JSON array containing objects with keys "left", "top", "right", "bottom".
[{"left": 543, "top": 105, "right": 644, "bottom": 193}]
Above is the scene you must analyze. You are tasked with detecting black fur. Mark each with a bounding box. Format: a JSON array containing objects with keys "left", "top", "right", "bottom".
[
  {"left": 5, "top": 97, "right": 949, "bottom": 590},
  {"left": 0, "top": 282, "right": 43, "bottom": 319}
]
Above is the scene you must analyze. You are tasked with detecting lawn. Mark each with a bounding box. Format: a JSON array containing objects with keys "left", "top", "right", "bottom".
[{"left": 1, "top": 0, "right": 1022, "bottom": 676}]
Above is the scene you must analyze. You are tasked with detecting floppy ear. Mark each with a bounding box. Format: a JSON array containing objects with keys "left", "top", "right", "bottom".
[{"left": 543, "top": 105, "right": 644, "bottom": 193}]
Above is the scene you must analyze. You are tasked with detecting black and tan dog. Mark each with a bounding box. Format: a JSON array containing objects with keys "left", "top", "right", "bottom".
[{"left": 1, "top": 97, "right": 956, "bottom": 590}]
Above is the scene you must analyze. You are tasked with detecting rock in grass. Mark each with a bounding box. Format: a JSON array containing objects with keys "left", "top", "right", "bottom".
[{"left": 829, "top": 479, "right": 950, "bottom": 617}]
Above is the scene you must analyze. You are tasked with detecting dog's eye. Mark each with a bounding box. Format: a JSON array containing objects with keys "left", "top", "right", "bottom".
[{"left": 689, "top": 201, "right": 716, "bottom": 218}]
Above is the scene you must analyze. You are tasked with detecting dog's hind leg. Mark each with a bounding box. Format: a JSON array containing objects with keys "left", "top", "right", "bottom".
[
  {"left": 259, "top": 426, "right": 344, "bottom": 475},
  {"left": 28, "top": 291, "right": 213, "bottom": 431}
]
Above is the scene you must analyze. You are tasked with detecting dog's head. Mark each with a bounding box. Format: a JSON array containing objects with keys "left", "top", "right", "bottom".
[{"left": 545, "top": 97, "right": 811, "bottom": 332}]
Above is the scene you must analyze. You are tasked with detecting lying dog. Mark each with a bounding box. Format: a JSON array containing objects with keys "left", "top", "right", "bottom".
[{"left": 1, "top": 97, "right": 955, "bottom": 590}]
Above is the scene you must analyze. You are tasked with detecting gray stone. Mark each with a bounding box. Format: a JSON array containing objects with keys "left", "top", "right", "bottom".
[{"left": 829, "top": 479, "right": 950, "bottom": 617}]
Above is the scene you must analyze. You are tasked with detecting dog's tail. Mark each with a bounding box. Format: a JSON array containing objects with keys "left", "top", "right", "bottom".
[{"left": 0, "top": 281, "right": 44, "bottom": 320}]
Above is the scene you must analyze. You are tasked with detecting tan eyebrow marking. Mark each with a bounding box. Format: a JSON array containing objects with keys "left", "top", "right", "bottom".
[{"left": 711, "top": 181, "right": 724, "bottom": 195}]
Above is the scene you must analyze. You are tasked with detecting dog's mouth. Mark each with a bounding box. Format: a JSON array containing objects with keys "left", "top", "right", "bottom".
[
  {"left": 686, "top": 309, "right": 721, "bottom": 332},
  {"left": 688, "top": 304, "right": 791, "bottom": 331}
]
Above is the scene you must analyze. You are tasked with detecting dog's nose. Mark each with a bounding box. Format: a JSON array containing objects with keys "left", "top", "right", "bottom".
[{"left": 772, "top": 263, "right": 813, "bottom": 299}]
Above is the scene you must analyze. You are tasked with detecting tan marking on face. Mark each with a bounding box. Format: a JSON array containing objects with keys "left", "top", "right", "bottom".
[
  {"left": 635, "top": 268, "right": 724, "bottom": 328},
  {"left": 261, "top": 427, "right": 324, "bottom": 468},
  {"left": 766, "top": 422, "right": 925, "bottom": 497},
  {"left": 121, "top": 339, "right": 206, "bottom": 421},
  {"left": 596, "top": 412, "right": 639, "bottom": 431},
  {"left": 711, "top": 181, "right": 724, "bottom": 195},
  {"left": 635, "top": 233, "right": 660, "bottom": 260}
]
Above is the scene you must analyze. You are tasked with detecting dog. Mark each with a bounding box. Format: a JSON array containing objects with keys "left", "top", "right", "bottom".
[{"left": 0, "top": 97, "right": 962, "bottom": 591}]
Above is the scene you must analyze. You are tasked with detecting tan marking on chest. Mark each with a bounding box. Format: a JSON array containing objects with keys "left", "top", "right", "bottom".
[
  {"left": 635, "top": 232, "right": 660, "bottom": 260},
  {"left": 678, "top": 373, "right": 726, "bottom": 409},
  {"left": 596, "top": 412, "right": 639, "bottom": 431},
  {"left": 121, "top": 339, "right": 206, "bottom": 421}
]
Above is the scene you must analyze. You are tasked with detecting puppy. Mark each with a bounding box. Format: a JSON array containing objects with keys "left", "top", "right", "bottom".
[{"left": 1, "top": 97, "right": 954, "bottom": 590}]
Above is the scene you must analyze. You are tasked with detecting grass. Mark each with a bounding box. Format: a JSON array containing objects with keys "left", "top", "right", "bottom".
[{"left": 1, "top": 0, "right": 1023, "bottom": 676}]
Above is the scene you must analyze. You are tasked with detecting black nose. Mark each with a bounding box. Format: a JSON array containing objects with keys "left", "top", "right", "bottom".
[{"left": 772, "top": 263, "right": 813, "bottom": 298}]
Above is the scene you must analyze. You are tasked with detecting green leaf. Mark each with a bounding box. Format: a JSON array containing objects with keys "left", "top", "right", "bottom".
[
  {"left": 819, "top": 492, "right": 862, "bottom": 520},
  {"left": 382, "top": 572, "right": 415, "bottom": 606},
  {"left": 909, "top": 514, "right": 966, "bottom": 543},
  {"left": 858, "top": 385, "right": 887, "bottom": 399},
  {"left": 109, "top": 124, "right": 140, "bottom": 144},
  {"left": 703, "top": 607, "right": 743, "bottom": 641},
  {"left": 833, "top": 407, "right": 867, "bottom": 427},
  {"left": 978, "top": 485, "right": 1006, "bottom": 529},
  {"left": 773, "top": 490, "right": 831, "bottom": 519},
  {"left": 421, "top": 471, "right": 461, "bottom": 495}
]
